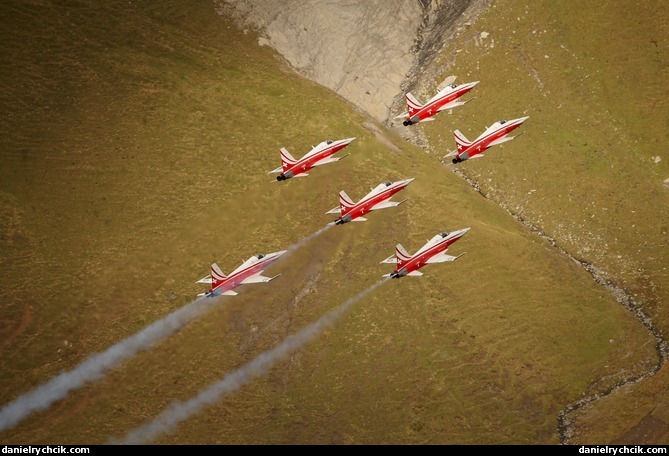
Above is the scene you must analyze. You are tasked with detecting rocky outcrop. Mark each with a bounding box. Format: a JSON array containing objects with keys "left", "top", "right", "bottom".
[{"left": 215, "top": 0, "right": 487, "bottom": 123}]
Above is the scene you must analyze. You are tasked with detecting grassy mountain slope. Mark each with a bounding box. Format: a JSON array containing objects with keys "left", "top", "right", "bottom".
[
  {"left": 418, "top": 0, "right": 668, "bottom": 443},
  {"left": 0, "top": 0, "right": 656, "bottom": 443}
]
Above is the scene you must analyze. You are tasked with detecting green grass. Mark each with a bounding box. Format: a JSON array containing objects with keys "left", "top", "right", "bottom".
[
  {"left": 0, "top": 0, "right": 658, "bottom": 444},
  {"left": 419, "top": 0, "right": 669, "bottom": 443}
]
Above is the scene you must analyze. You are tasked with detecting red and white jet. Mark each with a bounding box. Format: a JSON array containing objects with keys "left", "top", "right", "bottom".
[
  {"left": 381, "top": 228, "right": 470, "bottom": 278},
  {"left": 269, "top": 137, "right": 356, "bottom": 181},
  {"left": 445, "top": 116, "right": 529, "bottom": 163},
  {"left": 395, "top": 81, "right": 479, "bottom": 126},
  {"left": 326, "top": 178, "right": 414, "bottom": 225},
  {"left": 196, "top": 250, "right": 286, "bottom": 297}
]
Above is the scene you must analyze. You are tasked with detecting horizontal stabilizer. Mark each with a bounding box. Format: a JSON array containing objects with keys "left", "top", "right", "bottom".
[
  {"left": 420, "top": 117, "right": 436, "bottom": 122},
  {"left": 407, "top": 271, "right": 424, "bottom": 277},
  {"left": 470, "top": 154, "right": 485, "bottom": 159},
  {"left": 268, "top": 166, "right": 283, "bottom": 174},
  {"left": 380, "top": 255, "right": 397, "bottom": 264},
  {"left": 370, "top": 199, "right": 408, "bottom": 211},
  {"left": 240, "top": 274, "right": 280, "bottom": 285},
  {"left": 352, "top": 217, "right": 368, "bottom": 222},
  {"left": 394, "top": 112, "right": 409, "bottom": 120},
  {"left": 294, "top": 173, "right": 309, "bottom": 177},
  {"left": 325, "top": 206, "right": 341, "bottom": 215},
  {"left": 444, "top": 150, "right": 458, "bottom": 157},
  {"left": 196, "top": 275, "right": 213, "bottom": 284},
  {"left": 222, "top": 290, "right": 238, "bottom": 296}
]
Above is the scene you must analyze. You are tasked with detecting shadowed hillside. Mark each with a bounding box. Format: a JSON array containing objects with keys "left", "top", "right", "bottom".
[{"left": 0, "top": 0, "right": 659, "bottom": 444}]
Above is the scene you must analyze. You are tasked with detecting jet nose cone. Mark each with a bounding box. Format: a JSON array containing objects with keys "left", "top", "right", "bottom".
[
  {"left": 402, "top": 177, "right": 416, "bottom": 185},
  {"left": 267, "top": 250, "right": 288, "bottom": 259},
  {"left": 519, "top": 116, "right": 530, "bottom": 122},
  {"left": 457, "top": 227, "right": 472, "bottom": 236},
  {"left": 344, "top": 137, "right": 356, "bottom": 144}
]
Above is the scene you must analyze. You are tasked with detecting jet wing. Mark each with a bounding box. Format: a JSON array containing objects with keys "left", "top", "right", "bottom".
[
  {"left": 240, "top": 274, "right": 280, "bottom": 285},
  {"left": 313, "top": 154, "right": 348, "bottom": 167},
  {"left": 370, "top": 199, "right": 408, "bottom": 211},
  {"left": 437, "top": 97, "right": 474, "bottom": 112},
  {"left": 426, "top": 252, "right": 465, "bottom": 264},
  {"left": 488, "top": 134, "right": 520, "bottom": 147}
]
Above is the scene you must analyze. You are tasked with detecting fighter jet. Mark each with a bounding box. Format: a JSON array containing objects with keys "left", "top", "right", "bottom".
[
  {"left": 381, "top": 228, "right": 470, "bottom": 278},
  {"left": 196, "top": 250, "right": 286, "bottom": 297},
  {"left": 395, "top": 81, "right": 479, "bottom": 126},
  {"left": 326, "top": 178, "right": 414, "bottom": 225},
  {"left": 445, "top": 116, "right": 529, "bottom": 163},
  {"left": 269, "top": 137, "right": 356, "bottom": 181}
]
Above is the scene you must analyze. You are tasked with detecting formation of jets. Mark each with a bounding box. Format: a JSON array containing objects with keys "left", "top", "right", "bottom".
[{"left": 196, "top": 78, "right": 528, "bottom": 297}]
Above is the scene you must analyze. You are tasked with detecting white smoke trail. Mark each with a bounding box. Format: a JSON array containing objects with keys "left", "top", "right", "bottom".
[
  {"left": 112, "top": 277, "right": 390, "bottom": 445},
  {"left": 0, "top": 225, "right": 334, "bottom": 433},
  {"left": 285, "top": 224, "right": 332, "bottom": 255},
  {"left": 0, "top": 296, "right": 220, "bottom": 432}
]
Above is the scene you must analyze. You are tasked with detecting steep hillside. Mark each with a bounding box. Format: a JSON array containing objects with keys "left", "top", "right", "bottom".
[
  {"left": 409, "top": 0, "right": 669, "bottom": 443},
  {"left": 0, "top": 0, "right": 657, "bottom": 444},
  {"left": 220, "top": 0, "right": 669, "bottom": 444}
]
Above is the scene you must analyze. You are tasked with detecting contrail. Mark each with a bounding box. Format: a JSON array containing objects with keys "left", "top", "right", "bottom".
[
  {"left": 0, "top": 296, "right": 221, "bottom": 432},
  {"left": 0, "top": 225, "right": 333, "bottom": 433},
  {"left": 285, "top": 224, "right": 332, "bottom": 255},
  {"left": 112, "top": 277, "right": 390, "bottom": 445}
]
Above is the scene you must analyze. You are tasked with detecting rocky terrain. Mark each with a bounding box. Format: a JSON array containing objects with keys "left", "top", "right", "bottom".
[
  {"left": 215, "top": 0, "right": 669, "bottom": 444},
  {"left": 215, "top": 0, "right": 488, "bottom": 123}
]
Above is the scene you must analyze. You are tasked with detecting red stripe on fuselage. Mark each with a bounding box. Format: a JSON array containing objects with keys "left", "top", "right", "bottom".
[
  {"left": 416, "top": 86, "right": 472, "bottom": 120},
  {"left": 284, "top": 141, "right": 347, "bottom": 176},
  {"left": 209, "top": 256, "right": 277, "bottom": 294},
  {"left": 343, "top": 182, "right": 407, "bottom": 218},
  {"left": 459, "top": 119, "right": 524, "bottom": 159},
  {"left": 398, "top": 234, "right": 464, "bottom": 274}
]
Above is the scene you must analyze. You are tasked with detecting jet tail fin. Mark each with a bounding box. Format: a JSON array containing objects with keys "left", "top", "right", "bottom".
[
  {"left": 338, "top": 190, "right": 356, "bottom": 215},
  {"left": 406, "top": 92, "right": 423, "bottom": 117},
  {"left": 280, "top": 147, "right": 297, "bottom": 171},
  {"left": 396, "top": 244, "right": 412, "bottom": 268},
  {"left": 454, "top": 129, "right": 472, "bottom": 152}
]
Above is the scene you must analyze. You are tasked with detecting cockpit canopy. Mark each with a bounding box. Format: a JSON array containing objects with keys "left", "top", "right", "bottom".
[
  {"left": 440, "top": 231, "right": 450, "bottom": 238},
  {"left": 326, "top": 140, "right": 333, "bottom": 144},
  {"left": 499, "top": 120, "right": 507, "bottom": 124},
  {"left": 384, "top": 181, "right": 392, "bottom": 187},
  {"left": 255, "top": 254, "right": 265, "bottom": 259},
  {"left": 450, "top": 83, "right": 457, "bottom": 89}
]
